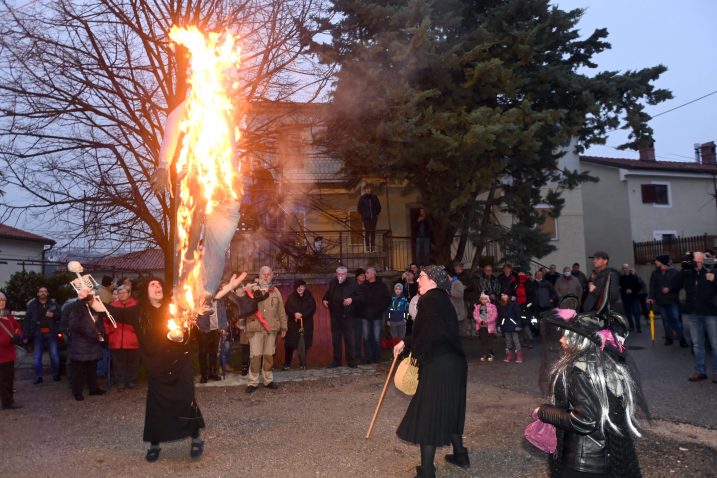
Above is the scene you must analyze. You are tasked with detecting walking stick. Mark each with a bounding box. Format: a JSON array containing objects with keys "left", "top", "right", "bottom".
[{"left": 366, "top": 355, "right": 399, "bottom": 439}]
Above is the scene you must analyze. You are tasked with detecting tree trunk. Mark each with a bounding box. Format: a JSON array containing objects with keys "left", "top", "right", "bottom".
[{"left": 471, "top": 182, "right": 498, "bottom": 270}]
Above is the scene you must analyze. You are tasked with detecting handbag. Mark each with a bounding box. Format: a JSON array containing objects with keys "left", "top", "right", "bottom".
[
  {"left": 394, "top": 353, "right": 419, "bottom": 396},
  {"left": 226, "top": 291, "right": 259, "bottom": 318},
  {"left": 524, "top": 411, "right": 557, "bottom": 454}
]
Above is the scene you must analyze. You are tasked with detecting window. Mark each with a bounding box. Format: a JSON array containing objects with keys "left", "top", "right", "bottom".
[
  {"left": 641, "top": 184, "right": 669, "bottom": 205},
  {"left": 652, "top": 230, "right": 678, "bottom": 241},
  {"left": 277, "top": 127, "right": 308, "bottom": 169},
  {"left": 535, "top": 206, "right": 558, "bottom": 241}
]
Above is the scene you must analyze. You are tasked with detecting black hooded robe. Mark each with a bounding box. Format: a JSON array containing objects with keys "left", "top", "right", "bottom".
[{"left": 109, "top": 303, "right": 204, "bottom": 443}]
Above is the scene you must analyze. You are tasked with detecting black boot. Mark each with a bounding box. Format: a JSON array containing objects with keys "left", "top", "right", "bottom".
[
  {"left": 445, "top": 450, "right": 470, "bottom": 468},
  {"left": 414, "top": 465, "right": 436, "bottom": 478}
]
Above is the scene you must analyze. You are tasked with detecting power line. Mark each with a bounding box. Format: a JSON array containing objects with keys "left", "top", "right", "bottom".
[{"left": 651, "top": 89, "right": 717, "bottom": 118}]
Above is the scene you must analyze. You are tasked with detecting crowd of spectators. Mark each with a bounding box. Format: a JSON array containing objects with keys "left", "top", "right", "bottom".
[{"left": 1, "top": 248, "right": 715, "bottom": 410}]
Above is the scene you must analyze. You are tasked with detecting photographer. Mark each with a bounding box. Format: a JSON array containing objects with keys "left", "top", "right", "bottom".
[{"left": 677, "top": 252, "right": 717, "bottom": 382}]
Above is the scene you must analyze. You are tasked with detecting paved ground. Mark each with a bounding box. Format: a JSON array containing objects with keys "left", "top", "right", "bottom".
[{"left": 2, "top": 325, "right": 717, "bottom": 477}]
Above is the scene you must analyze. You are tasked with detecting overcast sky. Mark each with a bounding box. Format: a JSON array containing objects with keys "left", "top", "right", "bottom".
[
  {"left": 553, "top": 0, "right": 717, "bottom": 161},
  {"left": 4, "top": 0, "right": 716, "bottom": 237}
]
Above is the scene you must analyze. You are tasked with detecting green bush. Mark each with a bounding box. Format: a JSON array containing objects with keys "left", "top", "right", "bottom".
[{"left": 3, "top": 270, "right": 76, "bottom": 311}]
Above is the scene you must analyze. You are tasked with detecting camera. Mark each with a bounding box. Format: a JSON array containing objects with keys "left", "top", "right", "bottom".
[{"left": 682, "top": 251, "right": 716, "bottom": 272}]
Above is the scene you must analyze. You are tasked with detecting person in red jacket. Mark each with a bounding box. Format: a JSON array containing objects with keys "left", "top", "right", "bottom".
[
  {"left": 104, "top": 285, "right": 140, "bottom": 390},
  {"left": 0, "top": 292, "right": 23, "bottom": 409}
]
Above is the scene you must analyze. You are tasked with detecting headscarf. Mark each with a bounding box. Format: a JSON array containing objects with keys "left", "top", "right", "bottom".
[{"left": 421, "top": 265, "right": 451, "bottom": 292}]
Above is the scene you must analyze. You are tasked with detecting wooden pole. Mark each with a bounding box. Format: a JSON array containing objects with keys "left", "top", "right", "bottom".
[{"left": 366, "top": 356, "right": 399, "bottom": 439}]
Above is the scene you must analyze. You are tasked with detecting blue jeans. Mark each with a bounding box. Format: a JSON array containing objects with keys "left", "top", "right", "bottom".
[
  {"left": 689, "top": 315, "right": 717, "bottom": 375},
  {"left": 202, "top": 201, "right": 241, "bottom": 295},
  {"left": 33, "top": 333, "right": 60, "bottom": 378},
  {"left": 659, "top": 302, "right": 685, "bottom": 342},
  {"left": 416, "top": 237, "right": 430, "bottom": 266},
  {"left": 362, "top": 319, "right": 382, "bottom": 363},
  {"left": 182, "top": 201, "right": 240, "bottom": 298},
  {"left": 220, "top": 332, "right": 233, "bottom": 372}
]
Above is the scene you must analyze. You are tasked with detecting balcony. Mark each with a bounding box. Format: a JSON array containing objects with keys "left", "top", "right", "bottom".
[
  {"left": 229, "top": 228, "right": 504, "bottom": 274},
  {"left": 229, "top": 229, "right": 417, "bottom": 274}
]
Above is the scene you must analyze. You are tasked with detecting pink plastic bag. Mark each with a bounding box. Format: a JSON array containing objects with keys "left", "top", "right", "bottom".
[{"left": 524, "top": 412, "right": 557, "bottom": 454}]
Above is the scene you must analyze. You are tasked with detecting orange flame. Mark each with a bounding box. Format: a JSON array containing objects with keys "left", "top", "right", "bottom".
[{"left": 168, "top": 26, "right": 242, "bottom": 312}]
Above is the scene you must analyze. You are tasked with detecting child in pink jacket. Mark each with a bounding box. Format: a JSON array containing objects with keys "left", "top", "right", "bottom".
[{"left": 474, "top": 293, "right": 498, "bottom": 361}]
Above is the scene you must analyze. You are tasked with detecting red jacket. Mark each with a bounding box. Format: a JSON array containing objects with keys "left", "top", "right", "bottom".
[
  {"left": 0, "top": 313, "right": 22, "bottom": 363},
  {"left": 104, "top": 298, "right": 139, "bottom": 350},
  {"left": 515, "top": 274, "right": 529, "bottom": 305}
]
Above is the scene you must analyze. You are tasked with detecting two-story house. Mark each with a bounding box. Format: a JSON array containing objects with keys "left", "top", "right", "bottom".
[{"left": 580, "top": 141, "right": 717, "bottom": 269}]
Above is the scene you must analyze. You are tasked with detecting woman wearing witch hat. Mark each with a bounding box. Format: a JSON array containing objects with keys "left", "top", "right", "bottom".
[{"left": 531, "top": 274, "right": 648, "bottom": 477}]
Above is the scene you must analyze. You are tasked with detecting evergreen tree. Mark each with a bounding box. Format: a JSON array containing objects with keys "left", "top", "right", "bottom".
[{"left": 312, "top": 0, "right": 671, "bottom": 268}]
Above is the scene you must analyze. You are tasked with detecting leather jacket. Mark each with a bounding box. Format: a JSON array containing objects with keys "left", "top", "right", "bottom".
[{"left": 538, "top": 367, "right": 609, "bottom": 475}]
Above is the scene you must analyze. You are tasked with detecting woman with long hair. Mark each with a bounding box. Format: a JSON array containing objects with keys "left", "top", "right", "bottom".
[
  {"left": 91, "top": 278, "right": 212, "bottom": 461},
  {"left": 533, "top": 302, "right": 647, "bottom": 477}
]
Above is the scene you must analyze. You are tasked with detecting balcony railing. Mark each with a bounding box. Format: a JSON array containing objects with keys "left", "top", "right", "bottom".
[
  {"left": 633, "top": 234, "right": 717, "bottom": 264},
  {"left": 228, "top": 229, "right": 504, "bottom": 274},
  {"left": 230, "top": 229, "right": 402, "bottom": 273}
]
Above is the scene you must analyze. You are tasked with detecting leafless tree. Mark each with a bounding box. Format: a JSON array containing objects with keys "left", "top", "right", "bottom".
[{"left": 0, "top": 0, "right": 332, "bottom": 284}]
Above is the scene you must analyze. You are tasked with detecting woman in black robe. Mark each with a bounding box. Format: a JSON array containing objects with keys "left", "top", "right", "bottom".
[
  {"left": 99, "top": 278, "right": 205, "bottom": 462},
  {"left": 283, "top": 279, "right": 316, "bottom": 369},
  {"left": 393, "top": 265, "right": 469, "bottom": 478}
]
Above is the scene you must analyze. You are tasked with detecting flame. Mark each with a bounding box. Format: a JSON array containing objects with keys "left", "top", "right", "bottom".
[{"left": 168, "top": 26, "right": 242, "bottom": 311}]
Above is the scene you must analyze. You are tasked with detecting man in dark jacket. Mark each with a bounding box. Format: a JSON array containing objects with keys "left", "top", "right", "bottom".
[
  {"left": 497, "top": 264, "right": 517, "bottom": 299},
  {"left": 360, "top": 267, "right": 391, "bottom": 363},
  {"left": 619, "top": 264, "right": 643, "bottom": 333},
  {"left": 677, "top": 252, "right": 717, "bottom": 382},
  {"left": 357, "top": 184, "right": 381, "bottom": 252},
  {"left": 476, "top": 264, "right": 501, "bottom": 302},
  {"left": 534, "top": 270, "right": 558, "bottom": 314},
  {"left": 24, "top": 286, "right": 62, "bottom": 384},
  {"left": 322, "top": 266, "right": 362, "bottom": 367},
  {"left": 648, "top": 255, "right": 687, "bottom": 347},
  {"left": 583, "top": 251, "right": 620, "bottom": 313}
]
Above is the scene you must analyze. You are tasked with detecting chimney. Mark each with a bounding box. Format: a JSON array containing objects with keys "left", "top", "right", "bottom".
[
  {"left": 638, "top": 142, "right": 656, "bottom": 162},
  {"left": 699, "top": 141, "right": 716, "bottom": 165}
]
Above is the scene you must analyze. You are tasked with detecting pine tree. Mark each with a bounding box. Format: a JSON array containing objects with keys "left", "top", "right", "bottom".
[{"left": 313, "top": 0, "right": 671, "bottom": 268}]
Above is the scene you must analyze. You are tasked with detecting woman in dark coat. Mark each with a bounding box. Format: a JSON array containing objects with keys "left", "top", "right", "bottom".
[
  {"left": 283, "top": 279, "right": 316, "bottom": 369},
  {"left": 393, "top": 265, "right": 469, "bottom": 478},
  {"left": 67, "top": 299, "right": 106, "bottom": 401},
  {"left": 97, "top": 278, "right": 205, "bottom": 462}
]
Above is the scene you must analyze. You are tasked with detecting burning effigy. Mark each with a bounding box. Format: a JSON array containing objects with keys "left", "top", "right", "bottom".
[{"left": 157, "top": 26, "right": 243, "bottom": 337}]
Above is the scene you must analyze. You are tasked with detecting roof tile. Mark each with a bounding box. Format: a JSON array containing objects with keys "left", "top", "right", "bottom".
[{"left": 0, "top": 224, "right": 55, "bottom": 244}]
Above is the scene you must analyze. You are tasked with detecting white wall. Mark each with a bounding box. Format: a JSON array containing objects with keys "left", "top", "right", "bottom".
[
  {"left": 0, "top": 239, "right": 47, "bottom": 287},
  {"left": 624, "top": 171, "right": 717, "bottom": 242}
]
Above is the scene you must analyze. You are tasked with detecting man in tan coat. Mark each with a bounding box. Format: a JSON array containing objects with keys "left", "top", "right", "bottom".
[{"left": 245, "top": 266, "right": 287, "bottom": 393}]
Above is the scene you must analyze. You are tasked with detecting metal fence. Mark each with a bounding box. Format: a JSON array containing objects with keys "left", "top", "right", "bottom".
[
  {"left": 633, "top": 234, "right": 717, "bottom": 264},
  {"left": 229, "top": 229, "right": 396, "bottom": 273},
  {"left": 229, "top": 229, "right": 504, "bottom": 274}
]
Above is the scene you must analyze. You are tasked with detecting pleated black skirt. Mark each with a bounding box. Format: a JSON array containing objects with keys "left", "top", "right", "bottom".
[{"left": 396, "top": 352, "right": 467, "bottom": 446}]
